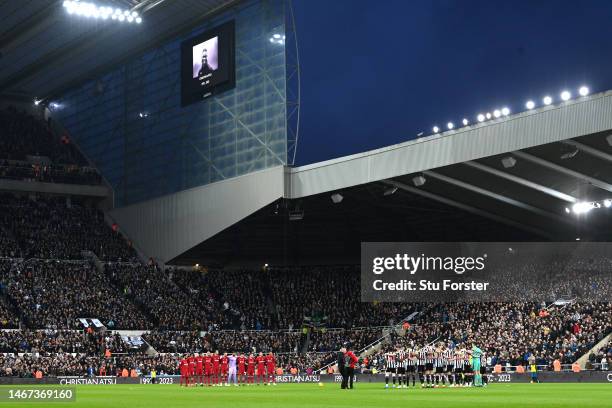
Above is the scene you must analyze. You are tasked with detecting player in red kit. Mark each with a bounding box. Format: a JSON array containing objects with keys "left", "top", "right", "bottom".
[
  {"left": 266, "top": 352, "right": 276, "bottom": 385},
  {"left": 221, "top": 353, "right": 229, "bottom": 386},
  {"left": 237, "top": 353, "right": 246, "bottom": 385},
  {"left": 188, "top": 355, "right": 196, "bottom": 387},
  {"left": 204, "top": 352, "right": 213, "bottom": 386},
  {"left": 179, "top": 357, "right": 189, "bottom": 387},
  {"left": 212, "top": 351, "right": 220, "bottom": 386},
  {"left": 195, "top": 353, "right": 204, "bottom": 386},
  {"left": 256, "top": 352, "right": 266, "bottom": 385},
  {"left": 247, "top": 354, "right": 256, "bottom": 385}
]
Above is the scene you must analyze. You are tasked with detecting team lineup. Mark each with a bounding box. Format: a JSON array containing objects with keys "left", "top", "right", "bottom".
[
  {"left": 179, "top": 352, "right": 277, "bottom": 386},
  {"left": 382, "top": 343, "right": 485, "bottom": 388}
]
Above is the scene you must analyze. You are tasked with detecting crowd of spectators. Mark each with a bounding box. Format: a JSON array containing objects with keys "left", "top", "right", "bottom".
[
  {"left": 388, "top": 301, "right": 612, "bottom": 367},
  {"left": 172, "top": 268, "right": 272, "bottom": 330},
  {"left": 106, "top": 263, "right": 212, "bottom": 331},
  {"left": 0, "top": 107, "right": 101, "bottom": 186},
  {"left": 0, "top": 259, "right": 150, "bottom": 329},
  {"left": 0, "top": 107, "right": 84, "bottom": 165},
  {"left": 0, "top": 160, "right": 101, "bottom": 185},
  {"left": 142, "top": 331, "right": 211, "bottom": 353},
  {"left": 269, "top": 266, "right": 417, "bottom": 329},
  {"left": 309, "top": 328, "right": 381, "bottom": 353},
  {"left": 0, "top": 194, "right": 137, "bottom": 261},
  {"left": 0, "top": 330, "right": 126, "bottom": 354},
  {"left": 0, "top": 229, "right": 20, "bottom": 258}
]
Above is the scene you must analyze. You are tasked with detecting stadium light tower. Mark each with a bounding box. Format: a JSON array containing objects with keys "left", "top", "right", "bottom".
[
  {"left": 525, "top": 100, "right": 535, "bottom": 110},
  {"left": 579, "top": 86, "right": 589, "bottom": 96},
  {"left": 560, "top": 90, "right": 571, "bottom": 101},
  {"left": 543, "top": 96, "right": 552, "bottom": 105}
]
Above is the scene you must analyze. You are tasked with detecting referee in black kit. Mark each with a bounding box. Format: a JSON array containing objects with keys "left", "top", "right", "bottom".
[{"left": 338, "top": 346, "right": 347, "bottom": 389}]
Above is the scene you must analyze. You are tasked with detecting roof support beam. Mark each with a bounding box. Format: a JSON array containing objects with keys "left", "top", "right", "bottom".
[
  {"left": 381, "top": 180, "right": 557, "bottom": 240},
  {"left": 513, "top": 151, "right": 612, "bottom": 193},
  {"left": 464, "top": 161, "right": 577, "bottom": 203},
  {"left": 423, "top": 170, "right": 573, "bottom": 225},
  {"left": 562, "top": 140, "right": 612, "bottom": 164}
]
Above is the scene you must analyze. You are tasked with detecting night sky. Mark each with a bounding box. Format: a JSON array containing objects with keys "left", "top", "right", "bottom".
[{"left": 291, "top": 0, "right": 612, "bottom": 165}]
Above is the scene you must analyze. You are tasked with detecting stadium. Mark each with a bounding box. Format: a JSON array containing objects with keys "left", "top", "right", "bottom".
[{"left": 0, "top": 0, "right": 610, "bottom": 407}]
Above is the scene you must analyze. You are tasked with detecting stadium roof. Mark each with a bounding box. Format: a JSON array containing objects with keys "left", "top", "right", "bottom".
[
  {"left": 108, "top": 89, "right": 612, "bottom": 266},
  {"left": 0, "top": 0, "right": 238, "bottom": 100}
]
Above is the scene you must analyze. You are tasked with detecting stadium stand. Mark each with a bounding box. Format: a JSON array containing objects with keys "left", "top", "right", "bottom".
[
  {"left": 0, "top": 259, "right": 151, "bottom": 329},
  {"left": 0, "top": 105, "right": 609, "bottom": 378},
  {"left": 0, "top": 194, "right": 136, "bottom": 261}
]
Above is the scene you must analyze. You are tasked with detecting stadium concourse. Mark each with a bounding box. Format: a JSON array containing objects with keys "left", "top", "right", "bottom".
[{"left": 0, "top": 105, "right": 609, "bottom": 381}]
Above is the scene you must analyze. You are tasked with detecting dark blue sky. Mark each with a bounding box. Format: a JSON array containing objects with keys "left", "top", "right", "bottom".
[{"left": 292, "top": 0, "right": 612, "bottom": 165}]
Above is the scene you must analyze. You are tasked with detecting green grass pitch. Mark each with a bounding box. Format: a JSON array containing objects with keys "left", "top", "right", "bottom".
[{"left": 0, "top": 383, "right": 610, "bottom": 407}]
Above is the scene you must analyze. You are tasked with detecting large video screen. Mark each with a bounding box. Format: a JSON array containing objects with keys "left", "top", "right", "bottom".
[{"left": 181, "top": 21, "right": 235, "bottom": 106}]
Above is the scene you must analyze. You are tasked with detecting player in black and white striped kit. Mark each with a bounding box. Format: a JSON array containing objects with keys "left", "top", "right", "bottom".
[
  {"left": 444, "top": 347, "right": 455, "bottom": 386},
  {"left": 395, "top": 348, "right": 406, "bottom": 388},
  {"left": 417, "top": 347, "right": 427, "bottom": 387},
  {"left": 384, "top": 350, "right": 397, "bottom": 389},
  {"left": 425, "top": 345, "right": 435, "bottom": 387},
  {"left": 452, "top": 349, "right": 466, "bottom": 387},
  {"left": 406, "top": 348, "right": 418, "bottom": 387},
  {"left": 434, "top": 345, "right": 447, "bottom": 387}
]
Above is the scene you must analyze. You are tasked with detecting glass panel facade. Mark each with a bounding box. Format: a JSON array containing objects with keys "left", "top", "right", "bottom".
[{"left": 54, "top": 0, "right": 286, "bottom": 207}]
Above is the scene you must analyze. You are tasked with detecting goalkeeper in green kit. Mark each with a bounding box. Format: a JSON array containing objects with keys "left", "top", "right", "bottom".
[{"left": 469, "top": 344, "right": 483, "bottom": 387}]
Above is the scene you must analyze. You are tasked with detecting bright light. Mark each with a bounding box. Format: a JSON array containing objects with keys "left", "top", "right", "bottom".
[
  {"left": 565, "top": 207, "right": 570, "bottom": 214},
  {"left": 447, "top": 122, "right": 454, "bottom": 130},
  {"left": 63, "top": 2, "right": 142, "bottom": 23},
  {"left": 575, "top": 237, "right": 580, "bottom": 241},
  {"left": 273, "top": 34, "right": 281, "bottom": 39},
  {"left": 561, "top": 90, "right": 571, "bottom": 101},
  {"left": 432, "top": 126, "right": 439, "bottom": 133},
  {"left": 136, "top": 17, "right": 142, "bottom": 23},
  {"left": 477, "top": 114, "right": 485, "bottom": 122},
  {"left": 526, "top": 100, "right": 535, "bottom": 110},
  {"left": 543, "top": 96, "right": 552, "bottom": 105},
  {"left": 486, "top": 112, "right": 492, "bottom": 119},
  {"left": 493, "top": 109, "right": 501, "bottom": 118},
  {"left": 33, "top": 99, "right": 40, "bottom": 106},
  {"left": 462, "top": 118, "right": 469, "bottom": 126},
  {"left": 572, "top": 202, "right": 594, "bottom": 214},
  {"left": 604, "top": 199, "right": 612, "bottom": 208},
  {"left": 501, "top": 107, "right": 510, "bottom": 116},
  {"left": 579, "top": 86, "right": 589, "bottom": 97}
]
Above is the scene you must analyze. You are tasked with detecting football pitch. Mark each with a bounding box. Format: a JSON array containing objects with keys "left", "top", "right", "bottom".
[{"left": 0, "top": 383, "right": 610, "bottom": 408}]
